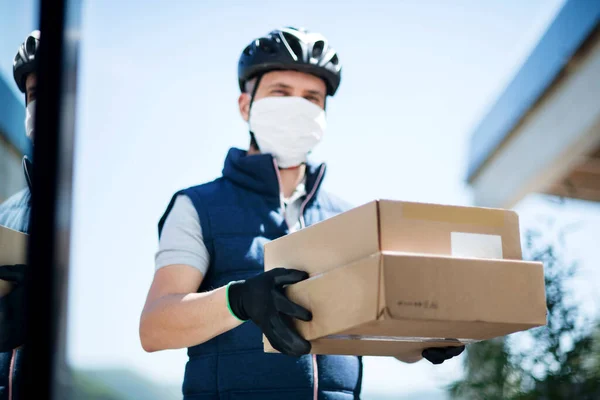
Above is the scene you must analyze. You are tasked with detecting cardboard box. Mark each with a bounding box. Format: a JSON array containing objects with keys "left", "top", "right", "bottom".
[
  {"left": 263, "top": 200, "right": 547, "bottom": 357},
  {"left": 0, "top": 225, "right": 27, "bottom": 297}
]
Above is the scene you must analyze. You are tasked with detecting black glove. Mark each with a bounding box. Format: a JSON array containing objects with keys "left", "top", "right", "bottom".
[
  {"left": 422, "top": 345, "right": 465, "bottom": 365},
  {"left": 227, "top": 268, "right": 312, "bottom": 357},
  {"left": 0, "top": 264, "right": 26, "bottom": 284},
  {"left": 0, "top": 264, "right": 27, "bottom": 352}
]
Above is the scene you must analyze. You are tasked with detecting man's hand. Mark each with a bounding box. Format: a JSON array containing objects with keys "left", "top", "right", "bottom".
[
  {"left": 0, "top": 263, "right": 26, "bottom": 296},
  {"left": 0, "top": 264, "right": 26, "bottom": 284},
  {"left": 422, "top": 345, "right": 465, "bottom": 365},
  {"left": 227, "top": 268, "right": 312, "bottom": 357}
]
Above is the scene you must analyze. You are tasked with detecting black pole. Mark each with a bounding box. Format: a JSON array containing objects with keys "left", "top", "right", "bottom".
[{"left": 20, "top": 0, "right": 82, "bottom": 398}]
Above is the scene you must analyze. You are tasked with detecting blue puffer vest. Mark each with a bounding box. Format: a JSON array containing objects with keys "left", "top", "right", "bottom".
[
  {"left": 158, "top": 148, "right": 363, "bottom": 400},
  {"left": 0, "top": 189, "right": 30, "bottom": 235},
  {"left": 0, "top": 187, "right": 30, "bottom": 400}
]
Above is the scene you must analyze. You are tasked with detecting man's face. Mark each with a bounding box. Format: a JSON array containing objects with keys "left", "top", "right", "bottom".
[
  {"left": 238, "top": 70, "right": 327, "bottom": 122},
  {"left": 25, "top": 73, "right": 37, "bottom": 105}
]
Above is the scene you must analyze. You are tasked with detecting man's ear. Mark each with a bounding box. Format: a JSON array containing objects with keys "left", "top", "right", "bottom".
[{"left": 238, "top": 92, "right": 251, "bottom": 122}]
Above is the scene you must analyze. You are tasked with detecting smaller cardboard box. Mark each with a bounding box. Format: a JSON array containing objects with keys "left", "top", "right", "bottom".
[{"left": 263, "top": 200, "right": 547, "bottom": 357}]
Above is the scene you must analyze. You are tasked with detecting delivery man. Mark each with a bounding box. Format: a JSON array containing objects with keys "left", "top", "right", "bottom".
[
  {"left": 0, "top": 30, "right": 39, "bottom": 400},
  {"left": 140, "top": 26, "right": 465, "bottom": 399}
]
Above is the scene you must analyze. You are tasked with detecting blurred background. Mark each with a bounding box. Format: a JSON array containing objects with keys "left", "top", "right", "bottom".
[{"left": 1, "top": 0, "right": 600, "bottom": 398}]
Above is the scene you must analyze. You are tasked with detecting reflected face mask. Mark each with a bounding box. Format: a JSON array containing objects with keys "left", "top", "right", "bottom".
[{"left": 25, "top": 100, "right": 36, "bottom": 140}]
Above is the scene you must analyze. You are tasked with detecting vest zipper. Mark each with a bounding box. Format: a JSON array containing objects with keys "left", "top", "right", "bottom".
[
  {"left": 298, "top": 164, "right": 326, "bottom": 228},
  {"left": 272, "top": 160, "right": 289, "bottom": 230},
  {"left": 297, "top": 164, "right": 325, "bottom": 400},
  {"left": 8, "top": 348, "right": 16, "bottom": 400},
  {"left": 312, "top": 353, "right": 319, "bottom": 400},
  {"left": 274, "top": 160, "right": 326, "bottom": 400}
]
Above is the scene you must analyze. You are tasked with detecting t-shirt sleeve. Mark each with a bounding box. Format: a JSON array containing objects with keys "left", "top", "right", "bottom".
[{"left": 154, "top": 194, "right": 210, "bottom": 275}]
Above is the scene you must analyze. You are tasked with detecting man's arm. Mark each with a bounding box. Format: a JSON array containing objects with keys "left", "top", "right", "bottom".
[
  {"left": 140, "top": 194, "right": 312, "bottom": 356},
  {"left": 139, "top": 264, "right": 241, "bottom": 352},
  {"left": 140, "top": 194, "right": 237, "bottom": 352}
]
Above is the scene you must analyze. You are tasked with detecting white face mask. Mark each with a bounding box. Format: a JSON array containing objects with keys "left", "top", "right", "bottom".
[
  {"left": 25, "top": 100, "right": 36, "bottom": 140},
  {"left": 249, "top": 96, "right": 326, "bottom": 168}
]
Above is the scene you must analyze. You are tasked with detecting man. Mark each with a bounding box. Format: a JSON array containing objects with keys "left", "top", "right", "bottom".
[
  {"left": 140, "top": 27, "right": 464, "bottom": 399},
  {"left": 0, "top": 30, "right": 39, "bottom": 400}
]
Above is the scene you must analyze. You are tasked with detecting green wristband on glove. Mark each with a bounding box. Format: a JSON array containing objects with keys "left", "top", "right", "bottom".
[{"left": 226, "top": 281, "right": 247, "bottom": 323}]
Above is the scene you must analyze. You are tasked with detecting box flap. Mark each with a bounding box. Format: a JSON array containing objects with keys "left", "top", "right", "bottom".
[
  {"left": 340, "top": 318, "right": 541, "bottom": 340},
  {"left": 264, "top": 253, "right": 382, "bottom": 352},
  {"left": 307, "top": 336, "right": 465, "bottom": 357},
  {"left": 285, "top": 253, "right": 382, "bottom": 340},
  {"left": 377, "top": 200, "right": 522, "bottom": 260},
  {"left": 380, "top": 253, "right": 547, "bottom": 325},
  {"left": 264, "top": 200, "right": 379, "bottom": 276}
]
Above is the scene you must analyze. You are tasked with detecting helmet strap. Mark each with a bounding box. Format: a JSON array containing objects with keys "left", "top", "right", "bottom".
[
  {"left": 23, "top": 156, "right": 33, "bottom": 194},
  {"left": 248, "top": 74, "right": 264, "bottom": 151}
]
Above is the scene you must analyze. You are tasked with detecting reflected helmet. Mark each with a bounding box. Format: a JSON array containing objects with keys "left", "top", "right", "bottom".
[{"left": 13, "top": 30, "right": 41, "bottom": 93}]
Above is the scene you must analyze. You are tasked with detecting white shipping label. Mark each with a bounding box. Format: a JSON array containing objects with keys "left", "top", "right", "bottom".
[{"left": 451, "top": 232, "right": 503, "bottom": 259}]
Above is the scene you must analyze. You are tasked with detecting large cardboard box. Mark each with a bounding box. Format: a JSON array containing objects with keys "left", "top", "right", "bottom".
[
  {"left": 0, "top": 225, "right": 27, "bottom": 296},
  {"left": 263, "top": 200, "right": 547, "bottom": 357}
]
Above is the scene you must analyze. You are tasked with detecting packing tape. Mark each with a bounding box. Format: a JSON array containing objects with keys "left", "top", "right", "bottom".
[{"left": 400, "top": 202, "right": 506, "bottom": 227}]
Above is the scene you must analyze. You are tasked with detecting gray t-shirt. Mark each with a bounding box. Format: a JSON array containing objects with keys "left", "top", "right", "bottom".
[{"left": 155, "top": 179, "right": 307, "bottom": 275}]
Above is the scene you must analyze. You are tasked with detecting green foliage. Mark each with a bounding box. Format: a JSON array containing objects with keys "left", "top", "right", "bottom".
[
  {"left": 448, "top": 227, "right": 600, "bottom": 400},
  {"left": 448, "top": 337, "right": 524, "bottom": 400},
  {"left": 67, "top": 370, "right": 125, "bottom": 400}
]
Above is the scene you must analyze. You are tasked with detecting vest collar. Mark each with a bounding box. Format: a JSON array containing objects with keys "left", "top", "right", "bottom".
[{"left": 222, "top": 148, "right": 326, "bottom": 201}]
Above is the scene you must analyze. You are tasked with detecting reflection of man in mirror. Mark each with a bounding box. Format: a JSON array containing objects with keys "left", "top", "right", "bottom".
[{"left": 0, "top": 29, "right": 39, "bottom": 400}]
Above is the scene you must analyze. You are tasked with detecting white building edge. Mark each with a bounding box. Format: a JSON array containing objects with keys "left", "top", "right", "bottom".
[{"left": 466, "top": 0, "right": 600, "bottom": 208}]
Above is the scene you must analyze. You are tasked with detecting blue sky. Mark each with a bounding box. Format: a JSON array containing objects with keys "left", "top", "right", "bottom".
[{"left": 6, "top": 0, "right": 600, "bottom": 397}]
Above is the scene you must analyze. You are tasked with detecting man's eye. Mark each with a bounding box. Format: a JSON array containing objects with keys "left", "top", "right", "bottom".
[{"left": 272, "top": 90, "right": 287, "bottom": 95}]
